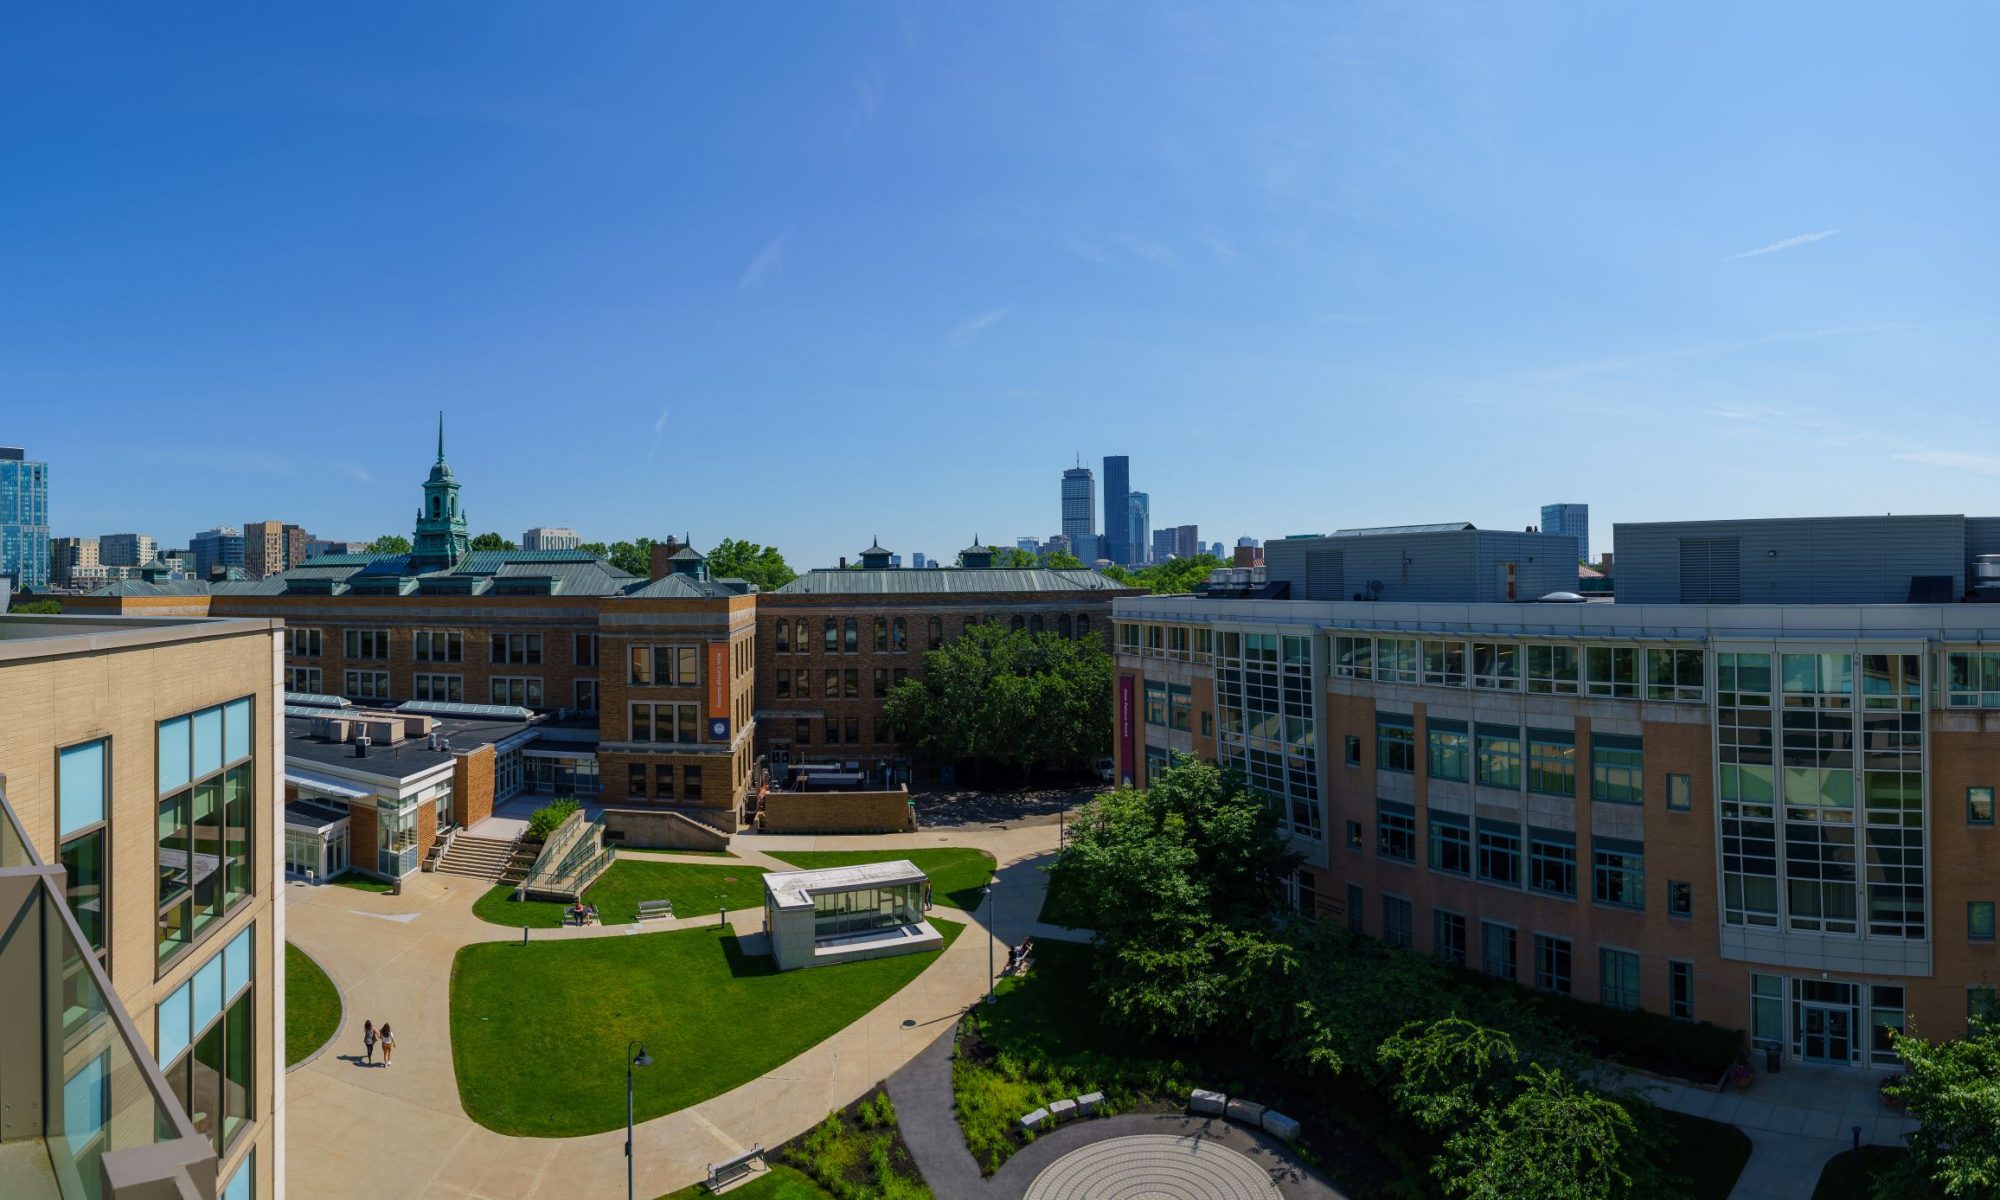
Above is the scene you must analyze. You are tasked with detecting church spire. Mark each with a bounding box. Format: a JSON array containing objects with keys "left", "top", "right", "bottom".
[{"left": 437, "top": 410, "right": 446, "bottom": 462}]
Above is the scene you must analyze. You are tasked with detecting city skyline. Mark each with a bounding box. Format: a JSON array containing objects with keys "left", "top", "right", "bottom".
[{"left": 9, "top": 6, "right": 2000, "bottom": 571}]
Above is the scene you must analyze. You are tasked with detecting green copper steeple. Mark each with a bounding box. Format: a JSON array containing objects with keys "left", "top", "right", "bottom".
[{"left": 410, "top": 410, "right": 469, "bottom": 571}]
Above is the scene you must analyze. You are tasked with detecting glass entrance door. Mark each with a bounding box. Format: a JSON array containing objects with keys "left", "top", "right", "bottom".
[{"left": 1800, "top": 1004, "right": 1852, "bottom": 1063}]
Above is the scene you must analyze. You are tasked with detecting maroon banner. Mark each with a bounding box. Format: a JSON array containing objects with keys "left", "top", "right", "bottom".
[{"left": 1117, "top": 674, "right": 1136, "bottom": 786}]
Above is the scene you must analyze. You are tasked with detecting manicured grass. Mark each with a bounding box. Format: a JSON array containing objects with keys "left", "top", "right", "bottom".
[
  {"left": 1812, "top": 1145, "right": 1909, "bottom": 1200},
  {"left": 655, "top": 1164, "right": 832, "bottom": 1200},
  {"left": 450, "top": 918, "right": 964, "bottom": 1136},
  {"left": 766, "top": 848, "right": 996, "bottom": 911},
  {"left": 1035, "top": 861, "right": 1093, "bottom": 928},
  {"left": 285, "top": 943, "right": 342, "bottom": 1067},
  {"left": 329, "top": 873, "right": 395, "bottom": 894},
  {"left": 469, "top": 859, "right": 769, "bottom": 928},
  {"left": 1656, "top": 1109, "right": 1753, "bottom": 1200}
]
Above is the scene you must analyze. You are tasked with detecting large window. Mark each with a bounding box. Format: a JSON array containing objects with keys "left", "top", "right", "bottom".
[
  {"left": 1526, "top": 728, "right": 1575, "bottom": 796},
  {"left": 1972, "top": 901, "right": 1997, "bottom": 942},
  {"left": 60, "top": 739, "right": 110, "bottom": 967},
  {"left": 1944, "top": 651, "right": 2000, "bottom": 708},
  {"left": 629, "top": 644, "right": 699, "bottom": 686},
  {"left": 490, "top": 677, "right": 543, "bottom": 707},
  {"left": 1647, "top": 648, "right": 1704, "bottom": 701},
  {"left": 1376, "top": 713, "right": 1416, "bottom": 773},
  {"left": 1168, "top": 685, "right": 1192, "bottom": 732},
  {"left": 1470, "top": 642, "right": 1520, "bottom": 690},
  {"left": 1584, "top": 646, "right": 1637, "bottom": 699},
  {"left": 413, "top": 674, "right": 463, "bottom": 703},
  {"left": 630, "top": 702, "right": 699, "bottom": 743},
  {"left": 1422, "top": 640, "right": 1465, "bottom": 687},
  {"left": 157, "top": 924, "right": 255, "bottom": 1156},
  {"left": 342, "top": 670, "right": 389, "bottom": 701},
  {"left": 1528, "top": 829, "right": 1576, "bottom": 898},
  {"left": 1482, "top": 922, "right": 1515, "bottom": 980},
  {"left": 1433, "top": 909, "right": 1467, "bottom": 966},
  {"left": 1970, "top": 786, "right": 1995, "bottom": 825},
  {"left": 1144, "top": 682, "right": 1167, "bottom": 727},
  {"left": 286, "top": 627, "right": 321, "bottom": 657},
  {"left": 1217, "top": 632, "right": 1321, "bottom": 840},
  {"left": 1475, "top": 725, "right": 1521, "bottom": 789},
  {"left": 1751, "top": 974, "right": 1783, "bottom": 1047},
  {"left": 812, "top": 882, "right": 923, "bottom": 940},
  {"left": 1533, "top": 934, "right": 1572, "bottom": 994},
  {"left": 843, "top": 618, "right": 859, "bottom": 653},
  {"left": 157, "top": 699, "right": 255, "bottom": 965},
  {"left": 1476, "top": 820, "right": 1521, "bottom": 886},
  {"left": 284, "top": 667, "right": 321, "bottom": 694},
  {"left": 575, "top": 633, "right": 598, "bottom": 668},
  {"left": 1429, "top": 811, "right": 1471, "bottom": 876},
  {"left": 491, "top": 632, "right": 543, "bottom": 666},
  {"left": 1590, "top": 734, "right": 1644, "bottom": 805},
  {"left": 1383, "top": 896, "right": 1412, "bottom": 949},
  {"left": 1378, "top": 801, "right": 1416, "bottom": 863},
  {"left": 1592, "top": 838, "right": 1646, "bottom": 909},
  {"left": 1426, "top": 720, "right": 1468, "bottom": 782},
  {"left": 1526, "top": 644, "right": 1579, "bottom": 694},
  {"left": 1600, "top": 948, "right": 1640, "bottom": 1010},
  {"left": 1670, "top": 960, "right": 1695, "bottom": 1021},
  {"left": 342, "top": 628, "right": 388, "bottom": 660},
  {"left": 414, "top": 630, "right": 462, "bottom": 663}
]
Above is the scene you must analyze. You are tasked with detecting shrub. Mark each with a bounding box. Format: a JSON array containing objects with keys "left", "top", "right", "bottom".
[
  {"left": 524, "top": 798, "right": 580, "bottom": 842},
  {"left": 1526, "top": 990, "right": 1743, "bottom": 1084}
]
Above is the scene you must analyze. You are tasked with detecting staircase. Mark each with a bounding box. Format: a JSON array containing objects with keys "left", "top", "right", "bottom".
[{"left": 434, "top": 833, "right": 529, "bottom": 885}]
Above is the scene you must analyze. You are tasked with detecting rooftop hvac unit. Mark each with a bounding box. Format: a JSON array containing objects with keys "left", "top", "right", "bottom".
[
  {"left": 354, "top": 735, "right": 371, "bottom": 758},
  {"left": 1976, "top": 554, "right": 2000, "bottom": 590}
]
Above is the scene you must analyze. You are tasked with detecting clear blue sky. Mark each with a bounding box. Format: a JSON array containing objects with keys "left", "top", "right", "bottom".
[{"left": 6, "top": 4, "right": 1998, "bottom": 569}]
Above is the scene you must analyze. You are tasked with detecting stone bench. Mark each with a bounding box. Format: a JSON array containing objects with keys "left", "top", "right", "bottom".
[
  {"left": 1189, "top": 1088, "right": 1227, "bottom": 1116},
  {"left": 636, "top": 898, "right": 675, "bottom": 921},
  {"left": 1048, "top": 1098, "right": 1077, "bottom": 1123},
  {"left": 1077, "top": 1091, "right": 1105, "bottom": 1116},
  {"left": 1261, "top": 1110, "right": 1301, "bottom": 1142},
  {"left": 1225, "top": 1098, "right": 1266, "bottom": 1126},
  {"left": 1019, "top": 1107, "right": 1050, "bottom": 1133}
]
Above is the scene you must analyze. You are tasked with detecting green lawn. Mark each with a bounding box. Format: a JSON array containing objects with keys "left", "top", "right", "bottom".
[
  {"left": 329, "top": 873, "right": 395, "bottom": 894},
  {"left": 655, "top": 1165, "right": 832, "bottom": 1200},
  {"left": 766, "top": 848, "right": 996, "bottom": 911},
  {"left": 470, "top": 859, "right": 769, "bottom": 928},
  {"left": 1034, "top": 861, "right": 1093, "bottom": 928},
  {"left": 620, "top": 846, "right": 737, "bottom": 858},
  {"left": 1655, "top": 1109, "right": 1753, "bottom": 1200},
  {"left": 451, "top": 919, "right": 964, "bottom": 1136},
  {"left": 285, "top": 943, "right": 342, "bottom": 1067},
  {"left": 1812, "top": 1146, "right": 1909, "bottom": 1200}
]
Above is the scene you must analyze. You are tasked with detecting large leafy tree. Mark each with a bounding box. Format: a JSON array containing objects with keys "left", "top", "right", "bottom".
[
  {"left": 1439, "top": 1064, "right": 1662, "bottom": 1200},
  {"left": 1880, "top": 1020, "right": 2000, "bottom": 1198},
  {"left": 368, "top": 534, "right": 412, "bottom": 554},
  {"left": 1055, "top": 757, "right": 1299, "bottom": 1039},
  {"left": 1041, "top": 549, "right": 1086, "bottom": 570},
  {"left": 706, "top": 538, "right": 798, "bottom": 590},
  {"left": 469, "top": 531, "right": 517, "bottom": 552},
  {"left": 880, "top": 623, "right": 1110, "bottom": 780},
  {"left": 10, "top": 598, "right": 61, "bottom": 614},
  {"left": 1095, "top": 553, "right": 1231, "bottom": 594},
  {"left": 594, "top": 538, "right": 654, "bottom": 576}
]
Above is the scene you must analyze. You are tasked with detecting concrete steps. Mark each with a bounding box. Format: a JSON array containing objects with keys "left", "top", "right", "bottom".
[{"left": 434, "top": 834, "right": 527, "bottom": 884}]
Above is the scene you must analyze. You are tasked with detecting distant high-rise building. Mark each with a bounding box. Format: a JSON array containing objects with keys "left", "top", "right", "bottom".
[
  {"left": 912, "top": 552, "right": 928, "bottom": 569},
  {"left": 52, "top": 537, "right": 98, "bottom": 588},
  {"left": 1102, "top": 455, "right": 1131, "bottom": 565},
  {"left": 191, "top": 527, "right": 246, "bottom": 579},
  {"left": 0, "top": 447, "right": 48, "bottom": 591},
  {"left": 1237, "top": 536, "right": 1260, "bottom": 548},
  {"left": 1541, "top": 503, "right": 1590, "bottom": 562},
  {"left": 1061, "top": 466, "right": 1095, "bottom": 548},
  {"left": 99, "top": 532, "right": 156, "bottom": 567},
  {"left": 1152, "top": 528, "right": 1177, "bottom": 563},
  {"left": 243, "top": 521, "right": 288, "bottom": 578},
  {"left": 304, "top": 538, "right": 369, "bottom": 559},
  {"left": 523, "top": 526, "right": 582, "bottom": 551},
  {"left": 1127, "top": 492, "right": 1150, "bottom": 567},
  {"left": 1072, "top": 533, "right": 1099, "bottom": 563},
  {"left": 1174, "top": 524, "right": 1201, "bottom": 559},
  {"left": 1017, "top": 537, "right": 1043, "bottom": 555},
  {"left": 1209, "top": 541, "right": 1224, "bottom": 559}
]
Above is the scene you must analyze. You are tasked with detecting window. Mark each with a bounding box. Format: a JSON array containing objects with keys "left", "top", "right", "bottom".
[
  {"left": 1533, "top": 935, "right": 1572, "bottom": 994},
  {"left": 844, "top": 716, "right": 860, "bottom": 744},
  {"left": 1944, "top": 651, "right": 2000, "bottom": 707},
  {"left": 794, "top": 718, "right": 811, "bottom": 745},
  {"left": 413, "top": 674, "right": 463, "bottom": 703},
  {"left": 1600, "top": 948, "right": 1640, "bottom": 1010},
  {"left": 795, "top": 619, "right": 810, "bottom": 654},
  {"left": 823, "top": 618, "right": 839, "bottom": 652},
  {"left": 1870, "top": 985, "right": 1906, "bottom": 1065},
  {"left": 1668, "top": 879, "right": 1692, "bottom": 918},
  {"left": 843, "top": 617, "right": 858, "bottom": 653},
  {"left": 490, "top": 677, "right": 543, "bottom": 707},
  {"left": 1471, "top": 642, "right": 1520, "bottom": 690},
  {"left": 1476, "top": 820, "right": 1521, "bottom": 886},
  {"left": 1670, "top": 960, "right": 1694, "bottom": 1020},
  {"left": 1646, "top": 647, "right": 1705, "bottom": 701},
  {"left": 1334, "top": 635, "right": 1373, "bottom": 678},
  {"left": 892, "top": 618, "right": 907, "bottom": 651},
  {"left": 776, "top": 669, "right": 791, "bottom": 699},
  {"left": 1344, "top": 735, "right": 1361, "bottom": 767},
  {"left": 156, "top": 700, "right": 254, "bottom": 967},
  {"left": 1475, "top": 725, "right": 1521, "bottom": 789},
  {"left": 629, "top": 644, "right": 699, "bottom": 686},
  {"left": 1376, "top": 713, "right": 1415, "bottom": 773},
  {"left": 1383, "top": 896, "right": 1412, "bottom": 948},
  {"left": 1168, "top": 685, "right": 1192, "bottom": 732},
  {"left": 1429, "top": 811, "right": 1471, "bottom": 876},
  {"left": 1972, "top": 901, "right": 1997, "bottom": 942},
  {"left": 873, "top": 617, "right": 888, "bottom": 652},
  {"left": 1970, "top": 986, "right": 1999, "bottom": 1027},
  {"left": 1482, "top": 922, "right": 1516, "bottom": 980},
  {"left": 684, "top": 764, "right": 702, "bottom": 796},
  {"left": 1751, "top": 974, "right": 1783, "bottom": 1046},
  {"left": 929, "top": 617, "right": 943, "bottom": 648},
  {"left": 342, "top": 670, "right": 390, "bottom": 701},
  {"left": 1592, "top": 838, "right": 1645, "bottom": 909},
  {"left": 1375, "top": 637, "right": 1419, "bottom": 683},
  {"left": 490, "top": 633, "right": 543, "bottom": 666},
  {"left": 871, "top": 668, "right": 887, "bottom": 699},
  {"left": 1668, "top": 773, "right": 1692, "bottom": 811},
  {"left": 775, "top": 620, "right": 791, "bottom": 653},
  {"left": 626, "top": 764, "right": 647, "bottom": 798},
  {"left": 1345, "top": 820, "right": 1363, "bottom": 852},
  {"left": 1377, "top": 801, "right": 1416, "bottom": 863},
  {"left": 629, "top": 702, "right": 698, "bottom": 743},
  {"left": 59, "top": 739, "right": 110, "bottom": 966},
  {"left": 1590, "top": 734, "right": 1644, "bottom": 804},
  {"left": 222, "top": 1150, "right": 255, "bottom": 1200},
  {"left": 1346, "top": 884, "right": 1363, "bottom": 934},
  {"left": 285, "top": 667, "right": 321, "bottom": 694},
  {"left": 1200, "top": 710, "right": 1213, "bottom": 737},
  {"left": 843, "top": 668, "right": 859, "bottom": 699},
  {"left": 1434, "top": 910, "right": 1467, "bottom": 965},
  {"left": 414, "top": 630, "right": 463, "bottom": 662},
  {"left": 1528, "top": 829, "right": 1576, "bottom": 898},
  {"left": 343, "top": 628, "right": 389, "bottom": 659},
  {"left": 656, "top": 764, "right": 676, "bottom": 800},
  {"left": 892, "top": 667, "right": 907, "bottom": 688},
  {"left": 286, "top": 627, "right": 321, "bottom": 657},
  {"left": 826, "top": 719, "right": 842, "bottom": 745},
  {"left": 1426, "top": 720, "right": 1468, "bottom": 782},
  {"left": 1526, "top": 644, "right": 1579, "bottom": 694},
  {"left": 1145, "top": 682, "right": 1168, "bottom": 727},
  {"left": 1584, "top": 646, "right": 1637, "bottom": 699},
  {"left": 157, "top": 925, "right": 255, "bottom": 1156},
  {"left": 1526, "top": 728, "right": 1575, "bottom": 796},
  {"left": 1971, "top": 786, "right": 1996, "bottom": 825},
  {"left": 573, "top": 679, "right": 597, "bottom": 713},
  {"left": 824, "top": 670, "right": 839, "bottom": 700},
  {"left": 574, "top": 633, "right": 598, "bottom": 667},
  {"left": 1422, "top": 639, "right": 1465, "bottom": 687}
]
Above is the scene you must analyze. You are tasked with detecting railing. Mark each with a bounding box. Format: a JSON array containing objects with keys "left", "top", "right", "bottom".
[
  {"left": 517, "top": 844, "right": 616, "bottom": 902},
  {"left": 516, "top": 811, "right": 615, "bottom": 902},
  {"left": 520, "top": 806, "right": 591, "bottom": 884},
  {"left": 0, "top": 784, "right": 218, "bottom": 1200}
]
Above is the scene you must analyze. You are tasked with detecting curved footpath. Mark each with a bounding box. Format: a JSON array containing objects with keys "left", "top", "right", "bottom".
[{"left": 283, "top": 825, "right": 1065, "bottom": 1200}]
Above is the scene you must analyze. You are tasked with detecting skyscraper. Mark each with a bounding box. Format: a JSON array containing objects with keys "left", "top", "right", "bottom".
[
  {"left": 1174, "top": 524, "right": 1201, "bottom": 559},
  {"left": 1060, "top": 465, "right": 1095, "bottom": 548},
  {"left": 99, "top": 532, "right": 156, "bottom": 567},
  {"left": 1541, "top": 503, "right": 1590, "bottom": 562},
  {"left": 1152, "top": 528, "right": 1177, "bottom": 563},
  {"left": 1102, "top": 455, "right": 1130, "bottom": 565},
  {"left": 523, "top": 526, "right": 581, "bottom": 551},
  {"left": 191, "top": 527, "right": 245, "bottom": 580},
  {"left": 1127, "top": 492, "right": 1150, "bottom": 566},
  {"left": 0, "top": 447, "right": 49, "bottom": 591}
]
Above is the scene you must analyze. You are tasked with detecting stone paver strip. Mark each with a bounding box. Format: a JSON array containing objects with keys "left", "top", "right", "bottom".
[{"left": 1024, "top": 1134, "right": 1281, "bottom": 1200}]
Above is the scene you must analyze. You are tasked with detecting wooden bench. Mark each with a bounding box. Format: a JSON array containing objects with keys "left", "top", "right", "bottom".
[
  {"left": 705, "top": 1145, "right": 764, "bottom": 1192},
  {"left": 636, "top": 899, "right": 675, "bottom": 922}
]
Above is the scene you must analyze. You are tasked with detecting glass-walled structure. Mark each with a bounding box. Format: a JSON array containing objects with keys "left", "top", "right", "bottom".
[
  {"left": 763, "top": 859, "right": 942, "bottom": 971},
  {"left": 811, "top": 881, "right": 923, "bottom": 939}
]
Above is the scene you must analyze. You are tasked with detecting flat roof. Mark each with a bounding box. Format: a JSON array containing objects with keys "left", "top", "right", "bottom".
[
  {"left": 0, "top": 613, "right": 281, "bottom": 658},
  {"left": 763, "top": 859, "right": 926, "bottom": 910},
  {"left": 284, "top": 709, "right": 542, "bottom": 782}
]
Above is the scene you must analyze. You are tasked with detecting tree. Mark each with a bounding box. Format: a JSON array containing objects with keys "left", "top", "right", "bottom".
[
  {"left": 1379, "top": 1018, "right": 1522, "bottom": 1133},
  {"left": 1041, "top": 549, "right": 1086, "bottom": 570},
  {"left": 578, "top": 541, "right": 608, "bottom": 557},
  {"left": 880, "top": 623, "right": 1111, "bottom": 781},
  {"left": 9, "top": 598, "right": 60, "bottom": 614},
  {"left": 604, "top": 538, "right": 654, "bottom": 577},
  {"left": 1439, "top": 1064, "right": 1660, "bottom": 1200},
  {"left": 368, "top": 534, "right": 412, "bottom": 555},
  {"left": 1055, "top": 757, "right": 1299, "bottom": 1039},
  {"left": 469, "top": 532, "right": 516, "bottom": 552},
  {"left": 706, "top": 538, "right": 798, "bottom": 590},
  {"left": 1879, "top": 1020, "right": 2000, "bottom": 1198},
  {"left": 991, "top": 546, "right": 1039, "bottom": 569}
]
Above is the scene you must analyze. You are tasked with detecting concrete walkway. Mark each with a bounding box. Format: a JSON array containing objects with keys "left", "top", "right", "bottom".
[{"left": 283, "top": 824, "right": 1061, "bottom": 1200}]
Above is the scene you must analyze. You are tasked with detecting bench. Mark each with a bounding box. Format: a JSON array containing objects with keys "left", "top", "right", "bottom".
[
  {"left": 705, "top": 1144, "right": 764, "bottom": 1192},
  {"left": 636, "top": 899, "right": 675, "bottom": 921}
]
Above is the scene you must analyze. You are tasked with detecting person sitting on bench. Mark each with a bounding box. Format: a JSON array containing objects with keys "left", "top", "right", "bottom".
[
  {"left": 1008, "top": 936, "right": 1035, "bottom": 971},
  {"left": 571, "top": 901, "right": 589, "bottom": 926}
]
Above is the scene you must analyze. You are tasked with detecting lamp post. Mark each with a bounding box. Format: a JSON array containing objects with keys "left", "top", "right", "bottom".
[{"left": 626, "top": 1039, "right": 653, "bottom": 1200}]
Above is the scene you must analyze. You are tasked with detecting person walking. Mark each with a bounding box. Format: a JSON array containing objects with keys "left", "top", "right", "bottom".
[
  {"left": 362, "top": 1019, "right": 376, "bottom": 1066},
  {"left": 379, "top": 1022, "right": 395, "bottom": 1067}
]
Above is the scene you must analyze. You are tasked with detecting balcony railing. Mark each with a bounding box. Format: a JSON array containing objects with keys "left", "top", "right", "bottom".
[{"left": 0, "top": 781, "right": 217, "bottom": 1200}]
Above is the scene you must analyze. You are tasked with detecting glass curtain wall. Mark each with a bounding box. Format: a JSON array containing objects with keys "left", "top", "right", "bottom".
[{"left": 811, "top": 882, "right": 923, "bottom": 939}]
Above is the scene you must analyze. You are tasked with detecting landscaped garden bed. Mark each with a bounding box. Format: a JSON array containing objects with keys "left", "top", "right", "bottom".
[
  {"left": 469, "top": 859, "right": 769, "bottom": 927},
  {"left": 767, "top": 848, "right": 995, "bottom": 912},
  {"left": 450, "top": 919, "right": 962, "bottom": 1136}
]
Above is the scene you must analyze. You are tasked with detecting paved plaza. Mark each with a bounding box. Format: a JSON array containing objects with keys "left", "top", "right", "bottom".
[{"left": 1024, "top": 1135, "right": 1282, "bottom": 1200}]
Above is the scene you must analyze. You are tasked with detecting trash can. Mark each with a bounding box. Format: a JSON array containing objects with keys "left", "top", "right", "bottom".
[
  {"left": 1764, "top": 1046, "right": 1780, "bottom": 1073},
  {"left": 391, "top": 879, "right": 403, "bottom": 897}
]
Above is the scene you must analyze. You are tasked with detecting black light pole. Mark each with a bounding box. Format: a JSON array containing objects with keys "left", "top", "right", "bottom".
[{"left": 626, "top": 1039, "right": 653, "bottom": 1200}]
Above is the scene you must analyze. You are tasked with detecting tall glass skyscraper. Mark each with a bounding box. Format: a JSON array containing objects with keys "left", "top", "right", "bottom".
[
  {"left": 0, "top": 447, "right": 49, "bottom": 591},
  {"left": 1127, "top": 491, "right": 1150, "bottom": 565},
  {"left": 1061, "top": 466, "right": 1096, "bottom": 547},
  {"left": 1540, "top": 502, "right": 1590, "bottom": 563},
  {"left": 1102, "top": 455, "right": 1130, "bottom": 565}
]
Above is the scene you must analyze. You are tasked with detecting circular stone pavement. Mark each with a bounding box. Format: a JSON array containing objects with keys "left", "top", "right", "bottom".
[{"left": 1024, "top": 1133, "right": 1283, "bottom": 1200}]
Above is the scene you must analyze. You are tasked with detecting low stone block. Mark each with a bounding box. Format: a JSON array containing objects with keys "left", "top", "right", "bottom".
[
  {"left": 1077, "top": 1091, "right": 1106, "bottom": 1116},
  {"left": 1226, "top": 1098, "right": 1267, "bottom": 1126},
  {"left": 1261, "top": 1110, "right": 1301, "bottom": 1141},
  {"left": 1019, "top": 1108, "right": 1049, "bottom": 1133},
  {"left": 1190, "top": 1089, "right": 1228, "bottom": 1116},
  {"left": 1049, "top": 1098, "right": 1078, "bottom": 1122}
]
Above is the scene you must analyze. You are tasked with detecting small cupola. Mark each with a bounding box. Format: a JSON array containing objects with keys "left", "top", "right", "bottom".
[
  {"left": 858, "top": 537, "right": 894, "bottom": 570},
  {"left": 958, "top": 536, "right": 994, "bottom": 569}
]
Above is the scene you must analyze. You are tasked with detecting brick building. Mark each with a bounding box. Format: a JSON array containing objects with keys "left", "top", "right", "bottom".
[{"left": 1113, "top": 516, "right": 2000, "bottom": 1064}]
